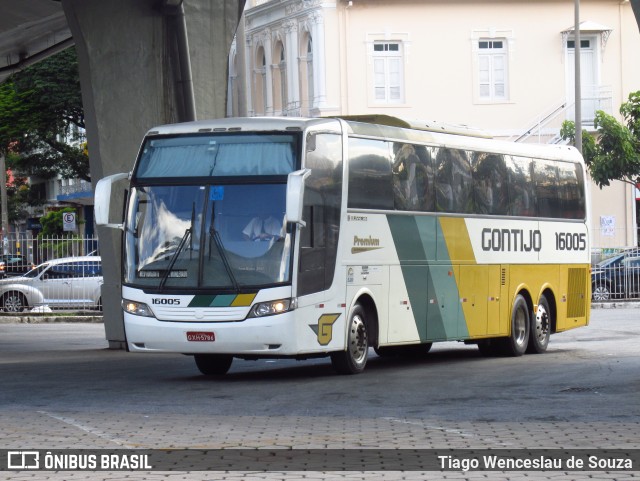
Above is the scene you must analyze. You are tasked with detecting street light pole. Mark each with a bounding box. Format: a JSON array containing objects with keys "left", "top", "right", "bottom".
[
  {"left": 0, "top": 151, "right": 9, "bottom": 253},
  {"left": 575, "top": 0, "right": 582, "bottom": 154}
]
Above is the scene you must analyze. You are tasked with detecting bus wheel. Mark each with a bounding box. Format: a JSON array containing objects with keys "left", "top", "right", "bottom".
[
  {"left": 194, "top": 354, "right": 233, "bottom": 376},
  {"left": 501, "top": 294, "right": 530, "bottom": 356},
  {"left": 527, "top": 295, "right": 551, "bottom": 354},
  {"left": 331, "top": 303, "right": 368, "bottom": 374}
]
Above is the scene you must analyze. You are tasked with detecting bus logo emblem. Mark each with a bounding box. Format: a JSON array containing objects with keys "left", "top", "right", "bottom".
[{"left": 309, "top": 314, "right": 341, "bottom": 345}]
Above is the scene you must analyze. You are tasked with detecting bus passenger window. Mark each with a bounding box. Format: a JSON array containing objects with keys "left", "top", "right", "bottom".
[
  {"left": 391, "top": 143, "right": 434, "bottom": 212},
  {"left": 347, "top": 138, "right": 393, "bottom": 210},
  {"left": 557, "top": 162, "right": 586, "bottom": 219},
  {"left": 435, "top": 148, "right": 472, "bottom": 213},
  {"left": 507, "top": 156, "right": 536, "bottom": 217},
  {"left": 471, "top": 152, "right": 508, "bottom": 215},
  {"left": 534, "top": 159, "right": 560, "bottom": 218}
]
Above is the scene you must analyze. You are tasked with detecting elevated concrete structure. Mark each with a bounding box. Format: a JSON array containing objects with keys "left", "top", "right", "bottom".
[
  {"left": 0, "top": 0, "right": 245, "bottom": 347},
  {"left": 62, "top": 0, "right": 244, "bottom": 347}
]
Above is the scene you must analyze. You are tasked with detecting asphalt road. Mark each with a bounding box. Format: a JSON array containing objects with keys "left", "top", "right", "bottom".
[
  {"left": 0, "top": 308, "right": 638, "bottom": 420},
  {"left": 0, "top": 308, "right": 638, "bottom": 480}
]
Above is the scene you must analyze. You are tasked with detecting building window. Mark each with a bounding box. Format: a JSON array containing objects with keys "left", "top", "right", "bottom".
[
  {"left": 372, "top": 41, "right": 404, "bottom": 104},
  {"left": 478, "top": 39, "right": 508, "bottom": 101}
]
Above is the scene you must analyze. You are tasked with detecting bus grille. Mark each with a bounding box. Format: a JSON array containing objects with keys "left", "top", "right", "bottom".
[{"left": 567, "top": 268, "right": 587, "bottom": 318}]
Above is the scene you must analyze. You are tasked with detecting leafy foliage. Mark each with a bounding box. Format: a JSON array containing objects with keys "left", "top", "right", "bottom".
[
  {"left": 561, "top": 91, "right": 640, "bottom": 188},
  {"left": 39, "top": 207, "right": 78, "bottom": 237},
  {"left": 0, "top": 48, "right": 89, "bottom": 182}
]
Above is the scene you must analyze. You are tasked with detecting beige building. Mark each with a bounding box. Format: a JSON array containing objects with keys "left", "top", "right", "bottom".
[{"left": 229, "top": 0, "right": 640, "bottom": 250}]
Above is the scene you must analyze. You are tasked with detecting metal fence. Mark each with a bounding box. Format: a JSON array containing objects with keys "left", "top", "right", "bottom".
[
  {"left": 1, "top": 234, "right": 101, "bottom": 313},
  {"left": 591, "top": 247, "right": 640, "bottom": 302}
]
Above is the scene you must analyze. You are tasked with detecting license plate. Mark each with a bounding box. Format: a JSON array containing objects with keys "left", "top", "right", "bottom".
[{"left": 186, "top": 331, "right": 215, "bottom": 342}]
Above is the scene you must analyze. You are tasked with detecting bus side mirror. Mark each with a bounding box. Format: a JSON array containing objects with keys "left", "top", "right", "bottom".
[
  {"left": 95, "top": 172, "right": 129, "bottom": 229},
  {"left": 286, "top": 169, "right": 311, "bottom": 227}
]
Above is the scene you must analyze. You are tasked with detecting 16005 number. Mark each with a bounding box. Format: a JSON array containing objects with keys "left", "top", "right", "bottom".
[{"left": 555, "top": 232, "right": 587, "bottom": 251}]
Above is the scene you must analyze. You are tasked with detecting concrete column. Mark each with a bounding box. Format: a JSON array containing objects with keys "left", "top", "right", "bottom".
[
  {"left": 264, "top": 33, "right": 274, "bottom": 115},
  {"left": 284, "top": 20, "right": 299, "bottom": 115},
  {"left": 62, "top": 0, "right": 243, "bottom": 347},
  {"left": 310, "top": 11, "right": 327, "bottom": 109}
]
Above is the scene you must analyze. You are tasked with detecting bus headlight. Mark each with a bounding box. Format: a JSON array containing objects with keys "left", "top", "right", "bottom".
[
  {"left": 248, "top": 298, "right": 296, "bottom": 318},
  {"left": 122, "top": 299, "right": 154, "bottom": 317}
]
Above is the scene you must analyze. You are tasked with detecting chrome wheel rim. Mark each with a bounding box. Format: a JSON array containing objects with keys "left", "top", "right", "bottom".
[
  {"left": 592, "top": 285, "right": 610, "bottom": 301},
  {"left": 534, "top": 303, "right": 550, "bottom": 344},
  {"left": 4, "top": 293, "right": 23, "bottom": 312},
  {"left": 348, "top": 314, "right": 368, "bottom": 367}
]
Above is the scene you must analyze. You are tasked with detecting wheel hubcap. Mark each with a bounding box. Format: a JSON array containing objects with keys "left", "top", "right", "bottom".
[
  {"left": 593, "top": 286, "right": 610, "bottom": 301},
  {"left": 4, "top": 294, "right": 22, "bottom": 312},
  {"left": 349, "top": 314, "right": 368, "bottom": 366},
  {"left": 534, "top": 304, "right": 550, "bottom": 343}
]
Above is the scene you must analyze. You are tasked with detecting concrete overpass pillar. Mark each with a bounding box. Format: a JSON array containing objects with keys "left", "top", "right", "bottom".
[{"left": 61, "top": 0, "right": 244, "bottom": 347}]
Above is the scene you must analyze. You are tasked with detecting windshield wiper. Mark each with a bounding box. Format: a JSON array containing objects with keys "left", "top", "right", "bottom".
[
  {"left": 209, "top": 203, "right": 240, "bottom": 293},
  {"left": 159, "top": 203, "right": 195, "bottom": 290},
  {"left": 159, "top": 228, "right": 191, "bottom": 290}
]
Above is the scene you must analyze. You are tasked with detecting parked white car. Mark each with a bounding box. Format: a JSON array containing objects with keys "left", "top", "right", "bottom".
[{"left": 0, "top": 256, "right": 102, "bottom": 312}]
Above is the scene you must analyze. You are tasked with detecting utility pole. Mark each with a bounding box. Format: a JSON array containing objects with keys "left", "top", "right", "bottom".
[
  {"left": 574, "top": 0, "right": 582, "bottom": 154},
  {"left": 0, "top": 151, "right": 9, "bottom": 253}
]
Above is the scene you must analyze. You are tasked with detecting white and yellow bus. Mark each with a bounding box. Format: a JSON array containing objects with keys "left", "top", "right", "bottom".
[{"left": 96, "top": 115, "right": 590, "bottom": 375}]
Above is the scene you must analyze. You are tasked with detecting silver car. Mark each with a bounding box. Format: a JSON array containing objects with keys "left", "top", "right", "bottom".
[{"left": 0, "top": 256, "right": 102, "bottom": 312}]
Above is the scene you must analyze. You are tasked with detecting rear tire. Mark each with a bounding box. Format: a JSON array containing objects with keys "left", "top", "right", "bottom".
[
  {"left": 2, "top": 291, "right": 27, "bottom": 312},
  {"left": 331, "top": 303, "right": 368, "bottom": 374},
  {"left": 527, "top": 295, "right": 551, "bottom": 354},
  {"left": 194, "top": 354, "right": 233, "bottom": 376},
  {"left": 500, "top": 294, "right": 530, "bottom": 356}
]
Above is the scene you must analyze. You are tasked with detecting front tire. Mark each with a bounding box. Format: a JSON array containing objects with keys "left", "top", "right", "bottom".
[
  {"left": 527, "top": 295, "right": 551, "bottom": 353},
  {"left": 501, "top": 294, "right": 530, "bottom": 356},
  {"left": 2, "top": 291, "right": 27, "bottom": 312},
  {"left": 331, "top": 303, "right": 369, "bottom": 374},
  {"left": 194, "top": 354, "right": 233, "bottom": 376}
]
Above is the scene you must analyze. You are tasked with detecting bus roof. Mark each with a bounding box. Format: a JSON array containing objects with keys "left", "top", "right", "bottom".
[
  {"left": 143, "top": 116, "right": 584, "bottom": 165},
  {"left": 336, "top": 114, "right": 492, "bottom": 139}
]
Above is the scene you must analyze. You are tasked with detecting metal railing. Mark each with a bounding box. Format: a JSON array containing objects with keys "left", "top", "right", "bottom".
[
  {"left": 1, "top": 234, "right": 101, "bottom": 313},
  {"left": 591, "top": 247, "right": 640, "bottom": 302}
]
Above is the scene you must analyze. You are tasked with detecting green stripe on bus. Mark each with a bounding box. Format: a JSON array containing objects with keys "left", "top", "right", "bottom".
[
  {"left": 386, "top": 215, "right": 470, "bottom": 341},
  {"left": 187, "top": 294, "right": 257, "bottom": 308}
]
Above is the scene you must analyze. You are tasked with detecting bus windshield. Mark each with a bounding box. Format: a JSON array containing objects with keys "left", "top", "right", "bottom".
[{"left": 124, "top": 183, "right": 291, "bottom": 290}]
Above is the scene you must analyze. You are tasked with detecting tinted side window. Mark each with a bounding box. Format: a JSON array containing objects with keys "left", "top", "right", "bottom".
[
  {"left": 82, "top": 261, "right": 103, "bottom": 277},
  {"left": 299, "top": 133, "right": 344, "bottom": 296},
  {"left": 391, "top": 143, "right": 435, "bottom": 212},
  {"left": 557, "top": 162, "right": 585, "bottom": 219},
  {"left": 507, "top": 156, "right": 536, "bottom": 217},
  {"left": 347, "top": 138, "right": 393, "bottom": 210},
  {"left": 47, "top": 264, "right": 75, "bottom": 279},
  {"left": 534, "top": 159, "right": 560, "bottom": 218},
  {"left": 435, "top": 148, "right": 473, "bottom": 213},
  {"left": 471, "top": 152, "right": 508, "bottom": 215}
]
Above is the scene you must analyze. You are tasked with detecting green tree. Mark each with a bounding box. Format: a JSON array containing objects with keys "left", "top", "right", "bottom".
[
  {"left": 1, "top": 47, "right": 89, "bottom": 182},
  {"left": 39, "top": 208, "right": 78, "bottom": 237},
  {"left": 561, "top": 91, "right": 640, "bottom": 188}
]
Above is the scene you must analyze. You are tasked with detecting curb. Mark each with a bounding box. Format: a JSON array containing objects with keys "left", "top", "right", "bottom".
[
  {"left": 0, "top": 315, "right": 103, "bottom": 324},
  {"left": 591, "top": 301, "right": 640, "bottom": 309}
]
